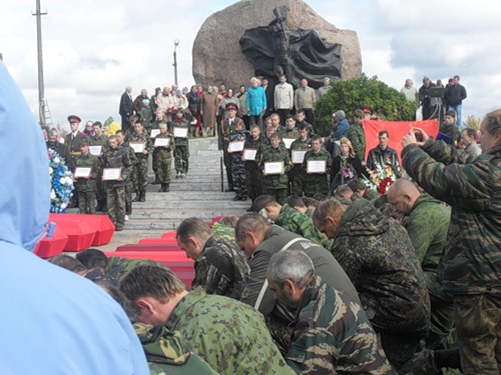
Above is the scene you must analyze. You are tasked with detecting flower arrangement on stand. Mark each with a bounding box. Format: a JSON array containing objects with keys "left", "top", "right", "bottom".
[
  {"left": 362, "top": 163, "right": 405, "bottom": 195},
  {"left": 48, "top": 149, "right": 74, "bottom": 213},
  {"left": 103, "top": 116, "right": 121, "bottom": 136}
]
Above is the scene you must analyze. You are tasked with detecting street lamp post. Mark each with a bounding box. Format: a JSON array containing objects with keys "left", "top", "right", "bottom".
[{"left": 173, "top": 39, "right": 180, "bottom": 86}]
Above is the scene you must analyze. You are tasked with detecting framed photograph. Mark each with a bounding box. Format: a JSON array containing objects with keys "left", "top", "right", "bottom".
[
  {"left": 291, "top": 150, "right": 307, "bottom": 164},
  {"left": 74, "top": 167, "right": 92, "bottom": 178},
  {"left": 264, "top": 161, "right": 284, "bottom": 175},
  {"left": 228, "top": 140, "right": 245, "bottom": 153},
  {"left": 307, "top": 160, "right": 327, "bottom": 174},
  {"left": 88, "top": 145, "right": 102, "bottom": 156},
  {"left": 154, "top": 137, "right": 170, "bottom": 147},
  {"left": 150, "top": 129, "right": 161, "bottom": 138},
  {"left": 242, "top": 148, "right": 257, "bottom": 161},
  {"left": 173, "top": 126, "right": 188, "bottom": 138},
  {"left": 102, "top": 168, "right": 121, "bottom": 181},
  {"left": 129, "top": 142, "right": 145, "bottom": 153},
  {"left": 282, "top": 138, "right": 295, "bottom": 149}
]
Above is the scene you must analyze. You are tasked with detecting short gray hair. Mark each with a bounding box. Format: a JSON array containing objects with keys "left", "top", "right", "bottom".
[{"left": 267, "top": 249, "right": 315, "bottom": 288}]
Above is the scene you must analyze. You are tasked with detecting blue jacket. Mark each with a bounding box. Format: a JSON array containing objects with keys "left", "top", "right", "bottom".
[
  {"left": 246, "top": 86, "right": 267, "bottom": 116},
  {"left": 0, "top": 62, "right": 149, "bottom": 375},
  {"left": 331, "top": 118, "right": 350, "bottom": 140}
]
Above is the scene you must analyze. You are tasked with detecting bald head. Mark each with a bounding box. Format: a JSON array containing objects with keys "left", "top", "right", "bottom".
[{"left": 387, "top": 179, "right": 421, "bottom": 215}]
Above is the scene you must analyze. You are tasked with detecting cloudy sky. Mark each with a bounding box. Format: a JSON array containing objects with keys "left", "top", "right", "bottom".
[{"left": 1, "top": 0, "right": 499, "bottom": 130}]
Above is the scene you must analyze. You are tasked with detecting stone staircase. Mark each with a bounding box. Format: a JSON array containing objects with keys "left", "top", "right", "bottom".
[{"left": 111, "top": 138, "right": 250, "bottom": 243}]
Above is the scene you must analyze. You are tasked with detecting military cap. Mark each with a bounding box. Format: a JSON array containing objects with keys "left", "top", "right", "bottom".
[
  {"left": 360, "top": 106, "right": 373, "bottom": 115},
  {"left": 68, "top": 115, "right": 81, "bottom": 123},
  {"left": 226, "top": 103, "right": 238, "bottom": 111}
]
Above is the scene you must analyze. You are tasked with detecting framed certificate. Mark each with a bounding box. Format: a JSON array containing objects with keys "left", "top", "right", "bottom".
[
  {"left": 307, "top": 160, "right": 327, "bottom": 174},
  {"left": 228, "top": 140, "right": 245, "bottom": 153},
  {"left": 291, "top": 150, "right": 307, "bottom": 164},
  {"left": 173, "top": 127, "right": 188, "bottom": 138},
  {"left": 150, "top": 129, "right": 161, "bottom": 138},
  {"left": 242, "top": 148, "right": 257, "bottom": 161},
  {"left": 264, "top": 161, "right": 284, "bottom": 175},
  {"left": 130, "top": 142, "right": 145, "bottom": 153},
  {"left": 89, "top": 145, "right": 102, "bottom": 156},
  {"left": 282, "top": 138, "right": 295, "bottom": 149},
  {"left": 154, "top": 137, "right": 170, "bottom": 147},
  {"left": 102, "top": 168, "right": 121, "bottom": 181},
  {"left": 74, "top": 167, "right": 92, "bottom": 178}
]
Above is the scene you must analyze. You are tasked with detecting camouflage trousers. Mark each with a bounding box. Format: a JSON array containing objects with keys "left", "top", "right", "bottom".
[
  {"left": 262, "top": 188, "right": 288, "bottom": 205},
  {"left": 154, "top": 153, "right": 172, "bottom": 184},
  {"left": 289, "top": 167, "right": 305, "bottom": 196},
  {"left": 78, "top": 189, "right": 96, "bottom": 215},
  {"left": 106, "top": 184, "right": 125, "bottom": 229},
  {"left": 378, "top": 331, "right": 421, "bottom": 372},
  {"left": 303, "top": 174, "right": 330, "bottom": 197},
  {"left": 125, "top": 181, "right": 133, "bottom": 215},
  {"left": 96, "top": 165, "right": 106, "bottom": 201},
  {"left": 454, "top": 293, "right": 501, "bottom": 374},
  {"left": 231, "top": 155, "right": 247, "bottom": 198},
  {"left": 426, "top": 287, "right": 455, "bottom": 350},
  {"left": 223, "top": 141, "right": 233, "bottom": 188},
  {"left": 245, "top": 168, "right": 261, "bottom": 201},
  {"left": 133, "top": 157, "right": 148, "bottom": 193},
  {"left": 174, "top": 146, "right": 189, "bottom": 174},
  {"left": 152, "top": 148, "right": 159, "bottom": 181}
]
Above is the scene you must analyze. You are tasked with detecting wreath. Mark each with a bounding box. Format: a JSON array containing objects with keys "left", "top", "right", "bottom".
[{"left": 48, "top": 149, "right": 74, "bottom": 213}]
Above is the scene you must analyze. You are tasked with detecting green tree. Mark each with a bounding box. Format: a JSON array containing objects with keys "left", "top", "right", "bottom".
[{"left": 315, "top": 74, "right": 418, "bottom": 136}]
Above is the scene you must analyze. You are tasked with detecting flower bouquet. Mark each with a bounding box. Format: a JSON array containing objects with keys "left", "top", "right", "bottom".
[
  {"left": 48, "top": 149, "right": 74, "bottom": 213},
  {"left": 362, "top": 163, "right": 400, "bottom": 195}
]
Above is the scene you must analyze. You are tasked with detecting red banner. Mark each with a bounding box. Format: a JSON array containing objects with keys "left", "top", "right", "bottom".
[{"left": 363, "top": 119, "right": 439, "bottom": 163}]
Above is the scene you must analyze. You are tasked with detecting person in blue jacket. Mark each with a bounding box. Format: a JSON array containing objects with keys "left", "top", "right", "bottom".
[
  {"left": 246, "top": 77, "right": 267, "bottom": 128},
  {"left": 0, "top": 61, "right": 149, "bottom": 375}
]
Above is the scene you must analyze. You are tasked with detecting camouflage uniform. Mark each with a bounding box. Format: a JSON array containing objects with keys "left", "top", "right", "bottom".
[
  {"left": 89, "top": 134, "right": 108, "bottom": 209},
  {"left": 278, "top": 127, "right": 299, "bottom": 141},
  {"left": 295, "top": 120, "right": 315, "bottom": 137},
  {"left": 347, "top": 123, "right": 366, "bottom": 161},
  {"left": 128, "top": 130, "right": 153, "bottom": 199},
  {"left": 167, "top": 287, "right": 290, "bottom": 374},
  {"left": 244, "top": 136, "right": 262, "bottom": 201},
  {"left": 74, "top": 152, "right": 100, "bottom": 214},
  {"left": 102, "top": 145, "right": 132, "bottom": 230},
  {"left": 193, "top": 236, "right": 250, "bottom": 299},
  {"left": 402, "top": 193, "right": 454, "bottom": 349},
  {"left": 286, "top": 275, "right": 395, "bottom": 375},
  {"left": 171, "top": 117, "right": 190, "bottom": 176},
  {"left": 105, "top": 256, "right": 167, "bottom": 280},
  {"left": 439, "top": 122, "right": 460, "bottom": 144},
  {"left": 229, "top": 128, "right": 248, "bottom": 199},
  {"left": 302, "top": 148, "right": 332, "bottom": 197},
  {"left": 275, "top": 203, "right": 332, "bottom": 249},
  {"left": 153, "top": 131, "right": 175, "bottom": 187},
  {"left": 140, "top": 106, "right": 153, "bottom": 130},
  {"left": 151, "top": 120, "right": 166, "bottom": 183},
  {"left": 289, "top": 137, "right": 311, "bottom": 196},
  {"left": 219, "top": 116, "right": 235, "bottom": 190},
  {"left": 402, "top": 139, "right": 501, "bottom": 374},
  {"left": 259, "top": 144, "right": 292, "bottom": 205},
  {"left": 119, "top": 143, "right": 136, "bottom": 216},
  {"left": 332, "top": 198, "right": 430, "bottom": 369},
  {"left": 210, "top": 222, "right": 236, "bottom": 243},
  {"left": 134, "top": 324, "right": 218, "bottom": 375}
]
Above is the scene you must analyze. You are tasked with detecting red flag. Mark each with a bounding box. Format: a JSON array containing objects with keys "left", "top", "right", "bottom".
[{"left": 363, "top": 119, "right": 439, "bottom": 163}]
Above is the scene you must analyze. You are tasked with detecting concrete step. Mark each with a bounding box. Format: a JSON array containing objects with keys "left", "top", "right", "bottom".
[
  {"left": 133, "top": 200, "right": 249, "bottom": 210},
  {"left": 130, "top": 208, "right": 246, "bottom": 220},
  {"left": 136, "top": 191, "right": 238, "bottom": 200}
]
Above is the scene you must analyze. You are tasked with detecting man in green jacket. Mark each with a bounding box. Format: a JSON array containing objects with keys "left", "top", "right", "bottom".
[
  {"left": 120, "top": 265, "right": 290, "bottom": 375},
  {"left": 347, "top": 109, "right": 367, "bottom": 163},
  {"left": 73, "top": 140, "right": 100, "bottom": 214},
  {"left": 302, "top": 135, "right": 332, "bottom": 197},
  {"left": 401, "top": 111, "right": 501, "bottom": 375}
]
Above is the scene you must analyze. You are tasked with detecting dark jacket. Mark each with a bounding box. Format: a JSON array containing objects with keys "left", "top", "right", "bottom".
[
  {"left": 46, "top": 141, "right": 75, "bottom": 171},
  {"left": 119, "top": 91, "right": 133, "bottom": 117},
  {"left": 402, "top": 139, "right": 501, "bottom": 295},
  {"left": 444, "top": 83, "right": 467, "bottom": 106},
  {"left": 366, "top": 145, "right": 400, "bottom": 172},
  {"left": 65, "top": 132, "right": 88, "bottom": 155},
  {"left": 187, "top": 91, "right": 202, "bottom": 115},
  {"left": 330, "top": 155, "right": 365, "bottom": 190}
]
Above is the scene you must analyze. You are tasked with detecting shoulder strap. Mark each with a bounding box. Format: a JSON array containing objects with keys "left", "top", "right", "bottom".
[{"left": 253, "top": 236, "right": 304, "bottom": 310}]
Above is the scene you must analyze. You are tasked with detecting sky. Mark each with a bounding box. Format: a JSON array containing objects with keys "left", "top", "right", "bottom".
[{"left": 1, "top": 0, "right": 500, "bottom": 131}]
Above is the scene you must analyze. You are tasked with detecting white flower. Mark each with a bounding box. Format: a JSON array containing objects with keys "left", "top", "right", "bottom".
[
  {"left": 60, "top": 203, "right": 67, "bottom": 210},
  {"left": 53, "top": 157, "right": 60, "bottom": 164},
  {"left": 50, "top": 189, "right": 56, "bottom": 200},
  {"left": 49, "top": 166, "right": 53, "bottom": 175},
  {"left": 60, "top": 177, "right": 66, "bottom": 184}
]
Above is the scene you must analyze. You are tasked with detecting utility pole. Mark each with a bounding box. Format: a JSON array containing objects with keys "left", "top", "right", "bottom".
[
  {"left": 173, "top": 39, "right": 180, "bottom": 87},
  {"left": 32, "top": 0, "right": 47, "bottom": 125}
]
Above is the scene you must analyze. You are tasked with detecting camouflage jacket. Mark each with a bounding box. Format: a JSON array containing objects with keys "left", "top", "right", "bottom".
[
  {"left": 102, "top": 146, "right": 132, "bottom": 187},
  {"left": 347, "top": 123, "right": 366, "bottom": 161},
  {"left": 170, "top": 118, "right": 190, "bottom": 147},
  {"left": 74, "top": 153, "right": 99, "bottom": 192},
  {"left": 259, "top": 145, "right": 292, "bottom": 189},
  {"left": 278, "top": 128, "right": 299, "bottom": 141},
  {"left": 210, "top": 222, "right": 236, "bottom": 243},
  {"left": 105, "top": 256, "right": 166, "bottom": 280},
  {"left": 128, "top": 130, "right": 153, "bottom": 161},
  {"left": 286, "top": 276, "right": 395, "bottom": 375},
  {"left": 302, "top": 148, "right": 332, "bottom": 181},
  {"left": 276, "top": 203, "right": 333, "bottom": 249},
  {"left": 439, "top": 122, "right": 460, "bottom": 144},
  {"left": 154, "top": 132, "right": 175, "bottom": 158},
  {"left": 134, "top": 324, "right": 218, "bottom": 375},
  {"left": 193, "top": 236, "right": 250, "bottom": 300},
  {"left": 333, "top": 198, "right": 430, "bottom": 336},
  {"left": 89, "top": 133, "right": 108, "bottom": 148},
  {"left": 402, "top": 193, "right": 451, "bottom": 291},
  {"left": 290, "top": 137, "right": 311, "bottom": 172},
  {"left": 167, "top": 287, "right": 290, "bottom": 374},
  {"left": 402, "top": 140, "right": 501, "bottom": 295}
]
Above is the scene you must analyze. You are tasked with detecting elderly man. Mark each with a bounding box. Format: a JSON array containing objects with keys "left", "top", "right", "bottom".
[
  {"left": 235, "top": 213, "right": 360, "bottom": 334},
  {"left": 388, "top": 179, "right": 454, "bottom": 350},
  {"left": 176, "top": 217, "right": 249, "bottom": 299},
  {"left": 400, "top": 79, "right": 419, "bottom": 103},
  {"left": 119, "top": 86, "right": 134, "bottom": 133},
  {"left": 401, "top": 115, "right": 501, "bottom": 374},
  {"left": 316, "top": 76, "right": 333, "bottom": 99},
  {"left": 460, "top": 127, "right": 481, "bottom": 162},
  {"left": 267, "top": 250, "right": 394, "bottom": 374},
  {"left": 119, "top": 265, "right": 290, "bottom": 374},
  {"left": 312, "top": 198, "right": 430, "bottom": 370},
  {"left": 294, "top": 78, "right": 316, "bottom": 126}
]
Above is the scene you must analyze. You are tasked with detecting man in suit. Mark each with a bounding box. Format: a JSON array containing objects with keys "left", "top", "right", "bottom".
[
  {"left": 119, "top": 86, "right": 134, "bottom": 133},
  {"left": 261, "top": 78, "right": 274, "bottom": 120}
]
